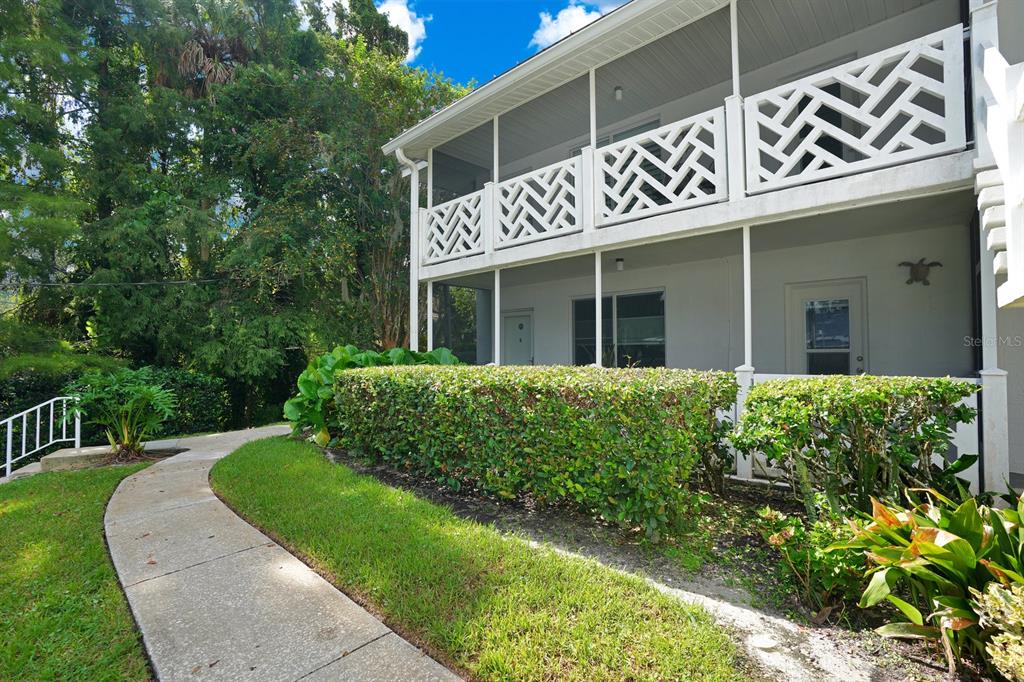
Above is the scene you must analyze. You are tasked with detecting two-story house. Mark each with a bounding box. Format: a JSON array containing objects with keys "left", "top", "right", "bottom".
[{"left": 383, "top": 0, "right": 1024, "bottom": 491}]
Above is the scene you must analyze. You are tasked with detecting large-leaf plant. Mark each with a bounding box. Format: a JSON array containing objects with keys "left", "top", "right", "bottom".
[
  {"left": 836, "top": 490, "right": 1024, "bottom": 675},
  {"left": 66, "top": 368, "right": 177, "bottom": 459},
  {"left": 283, "top": 344, "right": 459, "bottom": 445}
]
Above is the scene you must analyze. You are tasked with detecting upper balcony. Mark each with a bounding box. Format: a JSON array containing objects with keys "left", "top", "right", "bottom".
[{"left": 395, "top": 0, "right": 975, "bottom": 278}]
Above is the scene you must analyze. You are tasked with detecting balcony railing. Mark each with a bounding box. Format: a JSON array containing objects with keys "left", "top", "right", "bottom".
[
  {"left": 745, "top": 25, "right": 965, "bottom": 193},
  {"left": 497, "top": 157, "right": 583, "bottom": 248},
  {"left": 596, "top": 108, "right": 727, "bottom": 225},
  {"left": 421, "top": 24, "right": 967, "bottom": 267}
]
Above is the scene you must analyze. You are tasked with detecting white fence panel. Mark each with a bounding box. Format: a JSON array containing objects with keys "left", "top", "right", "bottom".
[
  {"left": 596, "top": 107, "right": 727, "bottom": 225},
  {"left": 423, "top": 190, "right": 486, "bottom": 264},
  {"left": 497, "top": 158, "right": 583, "bottom": 248},
  {"left": 744, "top": 25, "right": 966, "bottom": 193}
]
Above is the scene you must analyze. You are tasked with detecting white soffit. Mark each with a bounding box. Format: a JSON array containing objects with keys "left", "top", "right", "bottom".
[{"left": 381, "top": 0, "right": 729, "bottom": 158}]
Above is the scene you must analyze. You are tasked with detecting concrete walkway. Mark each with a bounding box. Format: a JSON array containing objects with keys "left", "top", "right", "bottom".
[{"left": 105, "top": 427, "right": 460, "bottom": 682}]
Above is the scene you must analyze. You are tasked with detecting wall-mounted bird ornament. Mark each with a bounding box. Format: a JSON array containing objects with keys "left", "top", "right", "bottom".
[{"left": 899, "top": 258, "right": 942, "bottom": 285}]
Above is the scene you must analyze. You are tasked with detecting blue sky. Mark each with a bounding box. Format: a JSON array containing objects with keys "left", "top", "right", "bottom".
[{"left": 376, "top": 0, "right": 625, "bottom": 86}]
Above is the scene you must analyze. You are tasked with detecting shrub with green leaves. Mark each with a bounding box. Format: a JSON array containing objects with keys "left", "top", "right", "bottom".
[
  {"left": 283, "top": 344, "right": 459, "bottom": 445},
  {"left": 731, "top": 375, "right": 980, "bottom": 519},
  {"left": 836, "top": 491, "right": 1024, "bottom": 675},
  {"left": 758, "top": 507, "right": 865, "bottom": 614},
  {"left": 66, "top": 368, "right": 177, "bottom": 458},
  {"left": 975, "top": 582, "right": 1024, "bottom": 681},
  {"left": 144, "top": 367, "right": 229, "bottom": 436},
  {"left": 332, "top": 365, "right": 737, "bottom": 539}
]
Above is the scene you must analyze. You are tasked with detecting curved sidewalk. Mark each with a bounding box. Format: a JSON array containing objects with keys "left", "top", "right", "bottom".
[{"left": 105, "top": 427, "right": 459, "bottom": 681}]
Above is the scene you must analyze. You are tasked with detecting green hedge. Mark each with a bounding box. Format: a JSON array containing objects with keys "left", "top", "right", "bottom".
[
  {"left": 0, "top": 353, "right": 126, "bottom": 418},
  {"left": 731, "top": 375, "right": 980, "bottom": 518},
  {"left": 332, "top": 365, "right": 737, "bottom": 538},
  {"left": 144, "top": 367, "right": 230, "bottom": 437}
]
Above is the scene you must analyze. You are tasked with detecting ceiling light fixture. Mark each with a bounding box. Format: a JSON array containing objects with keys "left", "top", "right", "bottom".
[
  {"left": 616, "top": 257, "right": 625, "bottom": 271},
  {"left": 614, "top": 85, "right": 623, "bottom": 102}
]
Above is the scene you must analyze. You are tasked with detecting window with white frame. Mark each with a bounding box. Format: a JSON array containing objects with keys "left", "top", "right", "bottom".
[{"left": 572, "top": 290, "right": 665, "bottom": 367}]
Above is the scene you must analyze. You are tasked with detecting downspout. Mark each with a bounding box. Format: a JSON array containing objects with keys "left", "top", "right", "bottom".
[{"left": 395, "top": 147, "right": 420, "bottom": 351}]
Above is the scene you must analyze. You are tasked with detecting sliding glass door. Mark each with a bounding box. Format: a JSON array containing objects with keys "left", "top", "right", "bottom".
[{"left": 573, "top": 291, "right": 665, "bottom": 367}]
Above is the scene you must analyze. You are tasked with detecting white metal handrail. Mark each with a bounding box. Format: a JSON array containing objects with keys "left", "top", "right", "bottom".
[{"left": 3, "top": 397, "right": 80, "bottom": 477}]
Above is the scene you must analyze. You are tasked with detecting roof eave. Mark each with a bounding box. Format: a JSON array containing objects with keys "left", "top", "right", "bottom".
[{"left": 382, "top": 0, "right": 726, "bottom": 158}]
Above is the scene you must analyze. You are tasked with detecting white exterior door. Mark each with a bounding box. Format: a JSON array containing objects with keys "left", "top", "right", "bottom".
[
  {"left": 502, "top": 312, "right": 534, "bottom": 365},
  {"left": 786, "top": 279, "right": 867, "bottom": 375}
]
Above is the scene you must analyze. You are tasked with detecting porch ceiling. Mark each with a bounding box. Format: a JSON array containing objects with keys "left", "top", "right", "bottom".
[{"left": 389, "top": 0, "right": 954, "bottom": 167}]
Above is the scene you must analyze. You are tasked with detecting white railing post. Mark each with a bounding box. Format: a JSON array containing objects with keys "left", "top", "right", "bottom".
[
  {"left": 580, "top": 147, "right": 596, "bottom": 232},
  {"left": 724, "top": 95, "right": 745, "bottom": 201},
  {"left": 483, "top": 182, "right": 496, "bottom": 254},
  {"left": 733, "top": 365, "right": 754, "bottom": 479},
  {"left": 5, "top": 421, "right": 11, "bottom": 478},
  {"left": 74, "top": 402, "right": 81, "bottom": 450},
  {"left": 979, "top": 368, "right": 1009, "bottom": 491}
]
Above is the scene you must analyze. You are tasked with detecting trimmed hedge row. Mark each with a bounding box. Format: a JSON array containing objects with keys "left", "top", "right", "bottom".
[
  {"left": 331, "top": 365, "right": 737, "bottom": 538},
  {"left": 731, "top": 375, "right": 980, "bottom": 518}
]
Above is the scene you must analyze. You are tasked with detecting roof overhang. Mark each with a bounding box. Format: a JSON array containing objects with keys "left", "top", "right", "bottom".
[{"left": 382, "top": 0, "right": 729, "bottom": 159}]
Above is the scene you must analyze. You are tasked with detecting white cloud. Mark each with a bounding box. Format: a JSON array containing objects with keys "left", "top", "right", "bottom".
[
  {"left": 377, "top": 0, "right": 430, "bottom": 63},
  {"left": 529, "top": 1, "right": 625, "bottom": 51}
]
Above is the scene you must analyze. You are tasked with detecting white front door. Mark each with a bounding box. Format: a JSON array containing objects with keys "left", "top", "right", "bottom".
[
  {"left": 502, "top": 312, "right": 533, "bottom": 365},
  {"left": 785, "top": 279, "right": 867, "bottom": 375}
]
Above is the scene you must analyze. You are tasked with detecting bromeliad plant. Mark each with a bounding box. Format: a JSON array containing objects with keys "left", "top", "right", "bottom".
[
  {"left": 66, "top": 368, "right": 177, "bottom": 459},
  {"left": 836, "top": 490, "right": 1024, "bottom": 675},
  {"left": 283, "top": 344, "right": 459, "bottom": 445}
]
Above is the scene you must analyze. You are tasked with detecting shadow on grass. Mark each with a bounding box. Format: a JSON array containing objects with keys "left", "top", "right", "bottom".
[{"left": 210, "top": 437, "right": 748, "bottom": 682}]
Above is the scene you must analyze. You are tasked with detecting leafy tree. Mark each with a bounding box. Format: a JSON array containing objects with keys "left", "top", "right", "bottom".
[{"left": 2, "top": 0, "right": 468, "bottom": 424}]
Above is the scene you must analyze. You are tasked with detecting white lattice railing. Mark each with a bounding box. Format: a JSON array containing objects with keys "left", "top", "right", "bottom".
[
  {"left": 423, "top": 189, "right": 486, "bottom": 264},
  {"left": 497, "top": 157, "right": 582, "bottom": 248},
  {"left": 3, "top": 397, "right": 80, "bottom": 478},
  {"left": 596, "top": 108, "right": 727, "bottom": 224},
  {"left": 744, "top": 25, "right": 966, "bottom": 193}
]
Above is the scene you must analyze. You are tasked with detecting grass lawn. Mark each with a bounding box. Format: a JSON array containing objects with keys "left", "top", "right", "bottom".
[
  {"left": 0, "top": 464, "right": 150, "bottom": 680},
  {"left": 211, "top": 437, "right": 750, "bottom": 682}
]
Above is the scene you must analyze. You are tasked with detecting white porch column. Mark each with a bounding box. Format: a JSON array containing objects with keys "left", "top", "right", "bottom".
[
  {"left": 493, "top": 269, "right": 502, "bottom": 365},
  {"left": 724, "top": 0, "right": 745, "bottom": 201},
  {"left": 734, "top": 224, "right": 754, "bottom": 479},
  {"left": 426, "top": 280, "right": 434, "bottom": 351},
  {"left": 970, "top": 0, "right": 1011, "bottom": 491},
  {"left": 396, "top": 148, "right": 420, "bottom": 352},
  {"left": 970, "top": 0, "right": 1000, "bottom": 170},
  {"left": 594, "top": 251, "right": 603, "bottom": 367},
  {"left": 589, "top": 67, "right": 597, "bottom": 147}
]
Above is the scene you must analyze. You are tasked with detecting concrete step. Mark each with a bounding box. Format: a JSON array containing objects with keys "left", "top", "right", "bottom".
[
  {"left": 976, "top": 168, "right": 1003, "bottom": 192},
  {"left": 989, "top": 226, "right": 1008, "bottom": 252},
  {"left": 995, "top": 250, "right": 1009, "bottom": 276},
  {"left": 40, "top": 445, "right": 110, "bottom": 472},
  {"left": 1, "top": 462, "right": 42, "bottom": 485},
  {"left": 979, "top": 185, "right": 1006, "bottom": 213},
  {"left": 983, "top": 205, "right": 1007, "bottom": 232}
]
